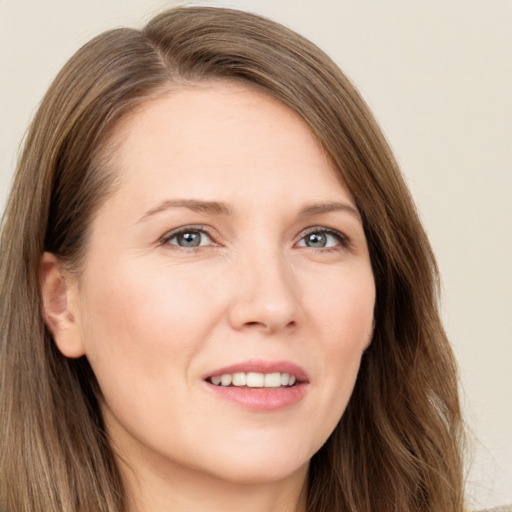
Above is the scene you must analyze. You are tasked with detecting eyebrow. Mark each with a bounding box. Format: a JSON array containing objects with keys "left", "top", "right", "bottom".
[
  {"left": 138, "top": 199, "right": 232, "bottom": 222},
  {"left": 138, "top": 199, "right": 361, "bottom": 223},
  {"left": 298, "top": 202, "right": 361, "bottom": 222}
]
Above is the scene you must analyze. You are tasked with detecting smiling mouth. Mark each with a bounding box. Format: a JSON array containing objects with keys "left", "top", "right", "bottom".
[{"left": 206, "top": 372, "right": 298, "bottom": 388}]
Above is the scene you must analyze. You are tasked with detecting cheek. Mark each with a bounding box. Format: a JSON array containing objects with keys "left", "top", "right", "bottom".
[
  {"left": 75, "top": 260, "right": 227, "bottom": 459},
  {"left": 303, "top": 266, "right": 375, "bottom": 425},
  {"left": 76, "top": 259, "right": 222, "bottom": 402},
  {"left": 307, "top": 263, "right": 375, "bottom": 350},
  {"left": 82, "top": 258, "right": 216, "bottom": 340}
]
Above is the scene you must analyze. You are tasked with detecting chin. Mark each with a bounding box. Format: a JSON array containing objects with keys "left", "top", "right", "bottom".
[
  {"left": 190, "top": 439, "right": 312, "bottom": 486},
  {"left": 205, "top": 457, "right": 309, "bottom": 487}
]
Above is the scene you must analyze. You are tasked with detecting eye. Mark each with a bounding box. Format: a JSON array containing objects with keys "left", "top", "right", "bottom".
[
  {"left": 297, "top": 229, "right": 346, "bottom": 249},
  {"left": 162, "top": 227, "right": 213, "bottom": 248}
]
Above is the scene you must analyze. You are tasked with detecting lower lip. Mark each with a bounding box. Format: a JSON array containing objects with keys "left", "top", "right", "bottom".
[{"left": 204, "top": 382, "right": 309, "bottom": 411}]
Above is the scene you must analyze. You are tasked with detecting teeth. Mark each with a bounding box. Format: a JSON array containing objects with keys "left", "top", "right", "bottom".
[
  {"left": 232, "top": 372, "right": 246, "bottom": 386},
  {"left": 209, "top": 372, "right": 298, "bottom": 388},
  {"left": 247, "top": 372, "right": 264, "bottom": 387},
  {"left": 211, "top": 375, "right": 222, "bottom": 386},
  {"left": 220, "top": 374, "right": 232, "bottom": 386},
  {"left": 264, "top": 372, "right": 281, "bottom": 387}
]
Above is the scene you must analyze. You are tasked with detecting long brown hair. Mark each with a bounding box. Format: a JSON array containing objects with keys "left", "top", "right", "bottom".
[{"left": 0, "top": 6, "right": 465, "bottom": 511}]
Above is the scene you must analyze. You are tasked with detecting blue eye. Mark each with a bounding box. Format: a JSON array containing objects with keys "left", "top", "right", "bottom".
[
  {"left": 297, "top": 229, "right": 345, "bottom": 249},
  {"left": 163, "top": 228, "right": 212, "bottom": 248}
]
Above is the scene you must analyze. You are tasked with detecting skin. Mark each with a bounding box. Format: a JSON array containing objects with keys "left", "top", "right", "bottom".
[{"left": 42, "top": 82, "right": 376, "bottom": 512}]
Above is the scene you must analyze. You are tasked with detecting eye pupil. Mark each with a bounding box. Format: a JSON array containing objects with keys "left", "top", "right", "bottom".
[
  {"left": 306, "top": 232, "right": 327, "bottom": 248},
  {"left": 178, "top": 232, "right": 201, "bottom": 247}
]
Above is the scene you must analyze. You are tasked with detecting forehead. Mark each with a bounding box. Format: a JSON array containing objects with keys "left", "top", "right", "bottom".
[{"left": 101, "top": 82, "right": 353, "bottom": 213}]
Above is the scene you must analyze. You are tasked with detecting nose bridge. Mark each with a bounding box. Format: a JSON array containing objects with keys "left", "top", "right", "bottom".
[{"left": 229, "top": 240, "right": 299, "bottom": 333}]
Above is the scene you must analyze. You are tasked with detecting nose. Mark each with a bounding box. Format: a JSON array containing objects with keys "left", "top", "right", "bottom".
[{"left": 228, "top": 249, "right": 299, "bottom": 335}]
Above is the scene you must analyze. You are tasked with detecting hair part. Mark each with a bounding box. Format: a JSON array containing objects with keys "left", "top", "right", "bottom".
[{"left": 0, "top": 6, "right": 465, "bottom": 511}]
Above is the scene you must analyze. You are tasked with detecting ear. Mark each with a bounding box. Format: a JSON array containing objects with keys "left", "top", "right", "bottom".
[{"left": 40, "top": 252, "right": 86, "bottom": 358}]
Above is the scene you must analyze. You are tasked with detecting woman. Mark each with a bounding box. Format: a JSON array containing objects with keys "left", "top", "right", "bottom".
[{"left": 0, "top": 6, "right": 465, "bottom": 512}]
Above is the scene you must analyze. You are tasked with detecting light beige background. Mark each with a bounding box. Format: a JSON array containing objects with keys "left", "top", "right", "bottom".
[{"left": 1, "top": 0, "right": 510, "bottom": 508}]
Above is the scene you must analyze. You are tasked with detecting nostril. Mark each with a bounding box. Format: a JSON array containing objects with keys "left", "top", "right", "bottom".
[{"left": 241, "top": 320, "right": 297, "bottom": 332}]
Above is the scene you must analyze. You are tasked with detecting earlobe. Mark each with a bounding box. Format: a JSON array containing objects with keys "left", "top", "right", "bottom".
[{"left": 40, "top": 252, "right": 86, "bottom": 358}]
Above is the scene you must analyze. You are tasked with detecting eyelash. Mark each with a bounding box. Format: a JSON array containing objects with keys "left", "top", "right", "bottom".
[
  {"left": 159, "top": 225, "right": 350, "bottom": 252},
  {"left": 296, "top": 227, "right": 350, "bottom": 251},
  {"left": 160, "top": 225, "right": 214, "bottom": 251}
]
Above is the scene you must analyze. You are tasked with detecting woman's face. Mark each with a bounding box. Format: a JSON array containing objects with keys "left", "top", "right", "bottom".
[{"left": 65, "top": 83, "right": 375, "bottom": 487}]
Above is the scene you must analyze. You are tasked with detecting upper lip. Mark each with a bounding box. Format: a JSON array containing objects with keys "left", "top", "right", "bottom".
[{"left": 204, "top": 359, "right": 309, "bottom": 383}]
